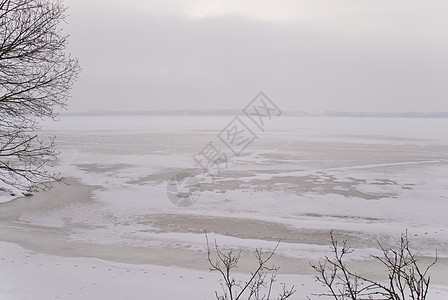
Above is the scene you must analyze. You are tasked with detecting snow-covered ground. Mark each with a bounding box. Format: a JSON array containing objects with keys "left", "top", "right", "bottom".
[{"left": 1, "top": 116, "right": 447, "bottom": 299}]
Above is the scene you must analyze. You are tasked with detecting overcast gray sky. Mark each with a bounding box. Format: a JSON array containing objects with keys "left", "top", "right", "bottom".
[{"left": 64, "top": 0, "right": 448, "bottom": 113}]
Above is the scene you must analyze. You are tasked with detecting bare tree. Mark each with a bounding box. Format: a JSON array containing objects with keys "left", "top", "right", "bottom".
[
  {"left": 310, "top": 231, "right": 437, "bottom": 300},
  {"left": 206, "top": 233, "right": 295, "bottom": 300},
  {"left": 0, "top": 0, "right": 80, "bottom": 191}
]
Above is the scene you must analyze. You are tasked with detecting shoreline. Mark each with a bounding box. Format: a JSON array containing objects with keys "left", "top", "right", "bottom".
[{"left": 0, "top": 178, "right": 447, "bottom": 285}]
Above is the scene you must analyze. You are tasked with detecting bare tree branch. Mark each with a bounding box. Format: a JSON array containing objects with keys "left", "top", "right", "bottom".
[
  {"left": 0, "top": 0, "right": 80, "bottom": 191},
  {"left": 206, "top": 233, "right": 295, "bottom": 300},
  {"left": 310, "top": 231, "right": 438, "bottom": 300}
]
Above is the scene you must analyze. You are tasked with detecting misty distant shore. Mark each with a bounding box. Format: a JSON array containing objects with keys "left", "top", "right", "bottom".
[{"left": 62, "top": 109, "right": 448, "bottom": 118}]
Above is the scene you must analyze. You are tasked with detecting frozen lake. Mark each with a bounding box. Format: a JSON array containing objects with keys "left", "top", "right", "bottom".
[{"left": 1, "top": 115, "right": 447, "bottom": 299}]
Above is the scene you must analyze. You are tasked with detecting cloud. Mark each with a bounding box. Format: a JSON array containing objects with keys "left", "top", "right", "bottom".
[{"left": 64, "top": 0, "right": 448, "bottom": 112}]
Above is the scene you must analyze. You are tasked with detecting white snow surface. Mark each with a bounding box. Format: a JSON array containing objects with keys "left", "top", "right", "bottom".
[{"left": 1, "top": 116, "right": 448, "bottom": 299}]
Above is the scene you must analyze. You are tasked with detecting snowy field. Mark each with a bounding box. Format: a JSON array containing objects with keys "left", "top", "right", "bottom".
[{"left": 1, "top": 115, "right": 448, "bottom": 299}]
